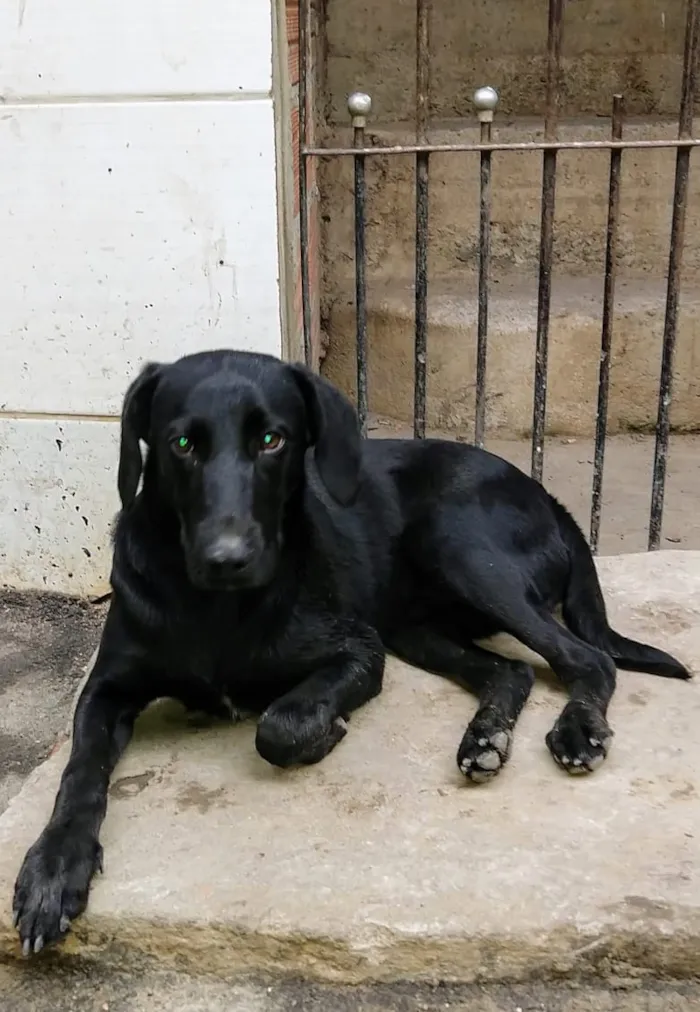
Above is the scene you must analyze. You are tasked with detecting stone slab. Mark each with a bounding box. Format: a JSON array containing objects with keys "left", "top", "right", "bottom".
[{"left": 0, "top": 552, "right": 699, "bottom": 985}]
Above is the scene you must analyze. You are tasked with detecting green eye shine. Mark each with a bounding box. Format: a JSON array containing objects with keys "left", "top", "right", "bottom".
[
  {"left": 261, "top": 431, "right": 284, "bottom": 452},
  {"left": 174, "top": 434, "right": 192, "bottom": 455},
  {"left": 178, "top": 436, "right": 189, "bottom": 449}
]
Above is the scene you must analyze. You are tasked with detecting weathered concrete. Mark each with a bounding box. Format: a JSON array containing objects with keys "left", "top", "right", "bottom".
[
  {"left": 326, "top": 0, "right": 687, "bottom": 122},
  {"left": 323, "top": 275, "right": 700, "bottom": 438},
  {"left": 322, "top": 119, "right": 700, "bottom": 280},
  {"left": 0, "top": 552, "right": 699, "bottom": 986}
]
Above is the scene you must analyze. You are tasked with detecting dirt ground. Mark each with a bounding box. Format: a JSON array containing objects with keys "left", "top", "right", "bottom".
[
  {"left": 0, "top": 593, "right": 106, "bottom": 816},
  {"left": 1, "top": 962, "right": 699, "bottom": 1012}
]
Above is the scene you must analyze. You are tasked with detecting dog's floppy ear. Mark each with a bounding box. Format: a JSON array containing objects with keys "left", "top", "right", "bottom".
[
  {"left": 290, "top": 363, "right": 362, "bottom": 505},
  {"left": 118, "top": 362, "right": 162, "bottom": 509}
]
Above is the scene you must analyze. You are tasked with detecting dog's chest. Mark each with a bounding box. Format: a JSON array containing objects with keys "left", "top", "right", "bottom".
[{"left": 164, "top": 597, "right": 307, "bottom": 709}]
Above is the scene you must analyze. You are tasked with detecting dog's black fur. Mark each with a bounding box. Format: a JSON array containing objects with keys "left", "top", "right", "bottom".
[{"left": 13, "top": 349, "right": 689, "bottom": 953}]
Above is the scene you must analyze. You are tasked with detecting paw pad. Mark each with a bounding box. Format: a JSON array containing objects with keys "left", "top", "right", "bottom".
[
  {"left": 458, "top": 727, "right": 513, "bottom": 783},
  {"left": 546, "top": 707, "right": 613, "bottom": 775}
]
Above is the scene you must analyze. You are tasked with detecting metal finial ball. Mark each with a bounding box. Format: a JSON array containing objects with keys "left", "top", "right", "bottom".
[
  {"left": 348, "top": 92, "right": 372, "bottom": 118},
  {"left": 473, "top": 86, "right": 499, "bottom": 112}
]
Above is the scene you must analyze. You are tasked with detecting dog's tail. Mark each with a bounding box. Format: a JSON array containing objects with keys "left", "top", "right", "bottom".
[{"left": 554, "top": 501, "right": 691, "bottom": 680}]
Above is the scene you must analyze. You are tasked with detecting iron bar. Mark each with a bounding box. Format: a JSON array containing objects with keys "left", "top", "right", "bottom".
[
  {"left": 413, "top": 0, "right": 431, "bottom": 439},
  {"left": 414, "top": 157, "right": 429, "bottom": 439},
  {"left": 531, "top": 0, "right": 564, "bottom": 483},
  {"left": 590, "top": 94, "right": 625, "bottom": 554},
  {"left": 349, "top": 92, "right": 372, "bottom": 436},
  {"left": 649, "top": 0, "right": 699, "bottom": 550},
  {"left": 473, "top": 86, "right": 499, "bottom": 448},
  {"left": 415, "top": 0, "right": 431, "bottom": 140},
  {"left": 302, "top": 138, "right": 700, "bottom": 157},
  {"left": 298, "top": 0, "right": 312, "bottom": 366},
  {"left": 299, "top": 2, "right": 698, "bottom": 549}
]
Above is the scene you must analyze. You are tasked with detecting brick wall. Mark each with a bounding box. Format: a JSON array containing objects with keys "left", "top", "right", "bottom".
[{"left": 285, "top": 0, "right": 323, "bottom": 369}]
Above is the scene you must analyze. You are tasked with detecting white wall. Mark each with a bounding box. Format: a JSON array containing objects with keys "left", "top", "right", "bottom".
[{"left": 0, "top": 1, "right": 284, "bottom": 595}]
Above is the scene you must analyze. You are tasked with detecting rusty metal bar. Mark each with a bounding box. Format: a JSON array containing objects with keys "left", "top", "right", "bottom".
[
  {"left": 415, "top": 0, "right": 431, "bottom": 141},
  {"left": 590, "top": 94, "right": 625, "bottom": 554},
  {"left": 413, "top": 0, "right": 431, "bottom": 438},
  {"left": 298, "top": 0, "right": 312, "bottom": 366},
  {"left": 414, "top": 157, "right": 429, "bottom": 439},
  {"left": 303, "top": 138, "right": 700, "bottom": 157},
  {"left": 349, "top": 92, "right": 372, "bottom": 436},
  {"left": 473, "top": 86, "right": 499, "bottom": 448},
  {"left": 649, "top": 0, "right": 699, "bottom": 550},
  {"left": 531, "top": 0, "right": 564, "bottom": 482}
]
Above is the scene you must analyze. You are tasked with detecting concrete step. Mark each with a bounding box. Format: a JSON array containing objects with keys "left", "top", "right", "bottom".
[
  {"left": 320, "top": 117, "right": 700, "bottom": 280},
  {"left": 322, "top": 273, "right": 700, "bottom": 438},
  {"left": 1, "top": 553, "right": 699, "bottom": 985}
]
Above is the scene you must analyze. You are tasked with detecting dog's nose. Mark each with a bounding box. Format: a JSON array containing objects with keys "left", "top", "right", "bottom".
[{"left": 202, "top": 533, "right": 253, "bottom": 571}]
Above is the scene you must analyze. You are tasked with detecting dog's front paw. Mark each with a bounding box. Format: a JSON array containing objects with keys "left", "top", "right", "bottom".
[
  {"left": 546, "top": 702, "right": 613, "bottom": 774},
  {"left": 457, "top": 715, "right": 513, "bottom": 783},
  {"left": 256, "top": 699, "right": 348, "bottom": 768},
  {"left": 13, "top": 826, "right": 103, "bottom": 955}
]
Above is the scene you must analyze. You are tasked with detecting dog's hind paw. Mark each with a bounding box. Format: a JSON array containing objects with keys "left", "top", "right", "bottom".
[
  {"left": 457, "top": 723, "right": 513, "bottom": 783},
  {"left": 546, "top": 702, "right": 613, "bottom": 774}
]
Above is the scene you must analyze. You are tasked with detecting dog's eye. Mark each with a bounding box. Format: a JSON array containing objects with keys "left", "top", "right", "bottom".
[
  {"left": 260, "top": 431, "right": 285, "bottom": 454},
  {"left": 172, "top": 434, "right": 194, "bottom": 457}
]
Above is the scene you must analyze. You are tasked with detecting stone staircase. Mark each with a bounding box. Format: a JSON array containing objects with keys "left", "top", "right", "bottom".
[{"left": 319, "top": 117, "right": 700, "bottom": 437}]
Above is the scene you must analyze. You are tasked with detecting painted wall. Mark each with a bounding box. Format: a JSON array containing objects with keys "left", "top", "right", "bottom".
[{"left": 0, "top": 1, "right": 285, "bottom": 595}]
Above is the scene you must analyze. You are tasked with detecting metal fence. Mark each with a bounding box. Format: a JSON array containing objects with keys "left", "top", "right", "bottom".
[{"left": 298, "top": 0, "right": 700, "bottom": 553}]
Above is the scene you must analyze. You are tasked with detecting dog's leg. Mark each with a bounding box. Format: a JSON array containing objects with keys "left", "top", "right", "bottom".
[
  {"left": 255, "top": 624, "right": 385, "bottom": 768},
  {"left": 13, "top": 640, "right": 159, "bottom": 954},
  {"left": 386, "top": 625, "right": 534, "bottom": 782},
  {"left": 439, "top": 556, "right": 617, "bottom": 775},
  {"left": 491, "top": 616, "right": 616, "bottom": 774}
]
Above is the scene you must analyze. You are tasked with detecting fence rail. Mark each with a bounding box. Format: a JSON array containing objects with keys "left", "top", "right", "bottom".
[{"left": 298, "top": 0, "right": 700, "bottom": 553}]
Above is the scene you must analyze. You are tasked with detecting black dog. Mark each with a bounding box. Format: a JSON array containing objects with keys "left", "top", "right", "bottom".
[{"left": 13, "top": 349, "right": 689, "bottom": 954}]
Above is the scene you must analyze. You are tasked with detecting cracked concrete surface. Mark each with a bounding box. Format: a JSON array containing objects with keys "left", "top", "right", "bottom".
[{"left": 0, "top": 552, "right": 698, "bottom": 989}]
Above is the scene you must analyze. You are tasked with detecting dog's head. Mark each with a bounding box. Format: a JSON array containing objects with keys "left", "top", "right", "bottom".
[{"left": 118, "top": 350, "right": 361, "bottom": 591}]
